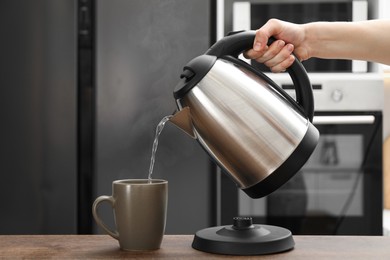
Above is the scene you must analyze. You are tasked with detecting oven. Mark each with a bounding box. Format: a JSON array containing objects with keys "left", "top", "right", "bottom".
[{"left": 217, "top": 74, "right": 384, "bottom": 235}]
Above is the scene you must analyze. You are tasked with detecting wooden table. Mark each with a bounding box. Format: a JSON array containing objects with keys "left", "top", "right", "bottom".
[{"left": 1, "top": 235, "right": 390, "bottom": 259}]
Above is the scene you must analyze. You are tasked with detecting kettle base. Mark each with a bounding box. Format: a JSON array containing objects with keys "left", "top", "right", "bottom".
[{"left": 192, "top": 218, "right": 294, "bottom": 255}]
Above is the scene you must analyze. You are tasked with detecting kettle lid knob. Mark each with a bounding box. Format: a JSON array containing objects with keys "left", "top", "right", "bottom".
[{"left": 173, "top": 55, "right": 217, "bottom": 99}]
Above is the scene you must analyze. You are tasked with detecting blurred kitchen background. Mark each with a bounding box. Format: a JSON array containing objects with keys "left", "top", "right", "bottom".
[{"left": 1, "top": 0, "right": 390, "bottom": 236}]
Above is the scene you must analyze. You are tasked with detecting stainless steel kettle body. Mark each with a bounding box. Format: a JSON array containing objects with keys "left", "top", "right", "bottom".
[{"left": 171, "top": 31, "right": 319, "bottom": 198}]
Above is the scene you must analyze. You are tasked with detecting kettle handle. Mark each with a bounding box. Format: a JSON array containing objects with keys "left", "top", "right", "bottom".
[{"left": 205, "top": 30, "right": 314, "bottom": 122}]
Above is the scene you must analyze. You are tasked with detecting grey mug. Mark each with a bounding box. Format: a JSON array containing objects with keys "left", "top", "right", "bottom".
[{"left": 92, "top": 179, "right": 168, "bottom": 251}]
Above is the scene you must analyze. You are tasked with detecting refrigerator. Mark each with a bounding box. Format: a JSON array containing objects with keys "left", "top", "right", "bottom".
[{"left": 0, "top": 0, "right": 215, "bottom": 235}]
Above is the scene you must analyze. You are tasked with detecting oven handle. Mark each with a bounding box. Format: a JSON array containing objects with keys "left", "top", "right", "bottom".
[{"left": 313, "top": 115, "right": 375, "bottom": 125}]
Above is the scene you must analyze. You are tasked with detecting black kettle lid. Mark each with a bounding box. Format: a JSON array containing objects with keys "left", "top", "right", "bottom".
[
  {"left": 192, "top": 217, "right": 295, "bottom": 255},
  {"left": 173, "top": 55, "right": 217, "bottom": 99}
]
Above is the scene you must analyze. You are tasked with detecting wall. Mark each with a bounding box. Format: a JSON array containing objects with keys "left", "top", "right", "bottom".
[{"left": 94, "top": 0, "right": 214, "bottom": 234}]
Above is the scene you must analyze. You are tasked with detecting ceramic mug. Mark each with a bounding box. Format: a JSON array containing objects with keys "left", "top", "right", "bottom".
[{"left": 92, "top": 179, "right": 168, "bottom": 251}]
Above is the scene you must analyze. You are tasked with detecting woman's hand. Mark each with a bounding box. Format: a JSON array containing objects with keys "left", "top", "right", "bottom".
[
  {"left": 245, "top": 19, "right": 390, "bottom": 70},
  {"left": 244, "top": 19, "right": 309, "bottom": 72}
]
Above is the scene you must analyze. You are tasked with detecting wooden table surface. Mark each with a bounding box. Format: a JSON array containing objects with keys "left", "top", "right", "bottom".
[{"left": 1, "top": 235, "right": 390, "bottom": 259}]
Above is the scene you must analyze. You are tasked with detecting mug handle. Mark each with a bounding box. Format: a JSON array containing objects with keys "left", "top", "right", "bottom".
[{"left": 92, "top": 195, "right": 119, "bottom": 240}]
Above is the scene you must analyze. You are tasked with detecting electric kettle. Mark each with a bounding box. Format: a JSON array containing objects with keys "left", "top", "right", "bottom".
[{"left": 170, "top": 30, "right": 319, "bottom": 199}]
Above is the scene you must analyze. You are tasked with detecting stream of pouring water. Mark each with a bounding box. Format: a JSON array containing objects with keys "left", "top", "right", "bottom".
[{"left": 148, "top": 115, "right": 173, "bottom": 182}]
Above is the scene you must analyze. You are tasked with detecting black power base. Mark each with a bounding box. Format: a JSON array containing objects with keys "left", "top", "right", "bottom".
[{"left": 192, "top": 217, "right": 294, "bottom": 255}]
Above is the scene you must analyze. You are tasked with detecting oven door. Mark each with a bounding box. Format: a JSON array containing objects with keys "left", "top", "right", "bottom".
[{"left": 219, "top": 112, "right": 383, "bottom": 235}]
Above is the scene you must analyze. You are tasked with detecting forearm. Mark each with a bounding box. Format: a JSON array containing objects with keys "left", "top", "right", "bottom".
[{"left": 303, "top": 20, "right": 390, "bottom": 65}]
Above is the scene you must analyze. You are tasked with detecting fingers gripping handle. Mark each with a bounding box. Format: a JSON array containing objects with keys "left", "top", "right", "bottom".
[
  {"left": 92, "top": 196, "right": 119, "bottom": 240},
  {"left": 205, "top": 30, "right": 314, "bottom": 122}
]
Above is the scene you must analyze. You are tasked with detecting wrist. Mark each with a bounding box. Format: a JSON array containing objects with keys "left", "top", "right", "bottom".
[{"left": 301, "top": 23, "right": 316, "bottom": 60}]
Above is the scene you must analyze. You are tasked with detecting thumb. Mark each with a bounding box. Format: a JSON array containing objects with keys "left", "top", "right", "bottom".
[
  {"left": 253, "top": 30, "right": 268, "bottom": 51},
  {"left": 253, "top": 19, "right": 283, "bottom": 51}
]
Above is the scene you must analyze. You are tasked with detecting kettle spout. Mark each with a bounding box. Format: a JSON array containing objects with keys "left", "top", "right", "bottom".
[{"left": 169, "top": 107, "right": 196, "bottom": 139}]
